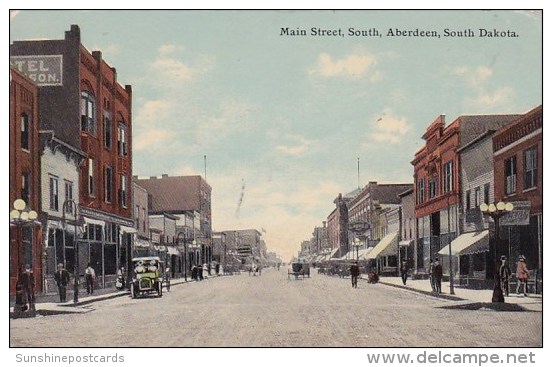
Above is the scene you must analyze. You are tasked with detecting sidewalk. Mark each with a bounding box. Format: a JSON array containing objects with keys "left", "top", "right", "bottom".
[
  {"left": 377, "top": 276, "right": 542, "bottom": 312},
  {"left": 9, "top": 274, "right": 221, "bottom": 318}
]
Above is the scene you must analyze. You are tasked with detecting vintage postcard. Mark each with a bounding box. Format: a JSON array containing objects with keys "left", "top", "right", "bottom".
[{"left": 8, "top": 8, "right": 543, "bottom": 362}]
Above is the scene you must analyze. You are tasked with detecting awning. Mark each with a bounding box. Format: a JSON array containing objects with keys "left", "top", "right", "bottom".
[
  {"left": 357, "top": 247, "right": 373, "bottom": 260},
  {"left": 367, "top": 231, "right": 399, "bottom": 259},
  {"left": 438, "top": 230, "right": 489, "bottom": 256},
  {"left": 329, "top": 247, "right": 340, "bottom": 259},
  {"left": 399, "top": 240, "right": 414, "bottom": 247},
  {"left": 120, "top": 225, "right": 137, "bottom": 234},
  {"left": 134, "top": 238, "right": 152, "bottom": 249},
  {"left": 83, "top": 216, "right": 105, "bottom": 227},
  {"left": 166, "top": 246, "right": 180, "bottom": 256}
]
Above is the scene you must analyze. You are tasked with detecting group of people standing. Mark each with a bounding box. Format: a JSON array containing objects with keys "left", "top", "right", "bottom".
[{"left": 500, "top": 255, "right": 531, "bottom": 297}]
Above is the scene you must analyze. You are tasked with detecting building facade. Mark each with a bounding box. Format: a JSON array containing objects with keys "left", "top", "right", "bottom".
[
  {"left": 11, "top": 25, "right": 135, "bottom": 289},
  {"left": 9, "top": 68, "right": 41, "bottom": 295},
  {"left": 493, "top": 105, "right": 542, "bottom": 284}
]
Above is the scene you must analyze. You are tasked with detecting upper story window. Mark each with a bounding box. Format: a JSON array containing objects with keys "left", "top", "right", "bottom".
[
  {"left": 105, "top": 166, "right": 113, "bottom": 203},
  {"left": 524, "top": 146, "right": 538, "bottom": 190},
  {"left": 49, "top": 176, "right": 59, "bottom": 211},
  {"left": 119, "top": 174, "right": 128, "bottom": 208},
  {"left": 417, "top": 178, "right": 425, "bottom": 204},
  {"left": 118, "top": 123, "right": 128, "bottom": 156},
  {"left": 65, "top": 180, "right": 73, "bottom": 214},
  {"left": 81, "top": 92, "right": 96, "bottom": 135},
  {"left": 465, "top": 190, "right": 471, "bottom": 210},
  {"left": 21, "top": 172, "right": 30, "bottom": 204},
  {"left": 484, "top": 183, "right": 490, "bottom": 204},
  {"left": 428, "top": 176, "right": 438, "bottom": 199},
  {"left": 21, "top": 113, "right": 30, "bottom": 150},
  {"left": 505, "top": 156, "right": 517, "bottom": 195},
  {"left": 474, "top": 187, "right": 481, "bottom": 208},
  {"left": 443, "top": 160, "right": 454, "bottom": 193},
  {"left": 88, "top": 158, "right": 95, "bottom": 197},
  {"left": 103, "top": 111, "right": 112, "bottom": 149}
]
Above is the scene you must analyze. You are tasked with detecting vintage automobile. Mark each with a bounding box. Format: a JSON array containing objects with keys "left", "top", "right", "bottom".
[
  {"left": 288, "top": 261, "right": 310, "bottom": 280},
  {"left": 130, "top": 256, "right": 163, "bottom": 298}
]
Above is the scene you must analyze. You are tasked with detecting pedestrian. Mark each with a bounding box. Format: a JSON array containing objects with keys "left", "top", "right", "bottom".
[
  {"left": 164, "top": 266, "right": 171, "bottom": 292},
  {"left": 53, "top": 263, "right": 70, "bottom": 303},
  {"left": 433, "top": 257, "right": 443, "bottom": 293},
  {"left": 499, "top": 255, "right": 512, "bottom": 296},
  {"left": 16, "top": 264, "right": 35, "bottom": 312},
  {"left": 85, "top": 263, "right": 95, "bottom": 295},
  {"left": 400, "top": 259, "right": 409, "bottom": 286},
  {"left": 428, "top": 259, "right": 436, "bottom": 292},
  {"left": 215, "top": 263, "right": 220, "bottom": 276},
  {"left": 198, "top": 265, "right": 204, "bottom": 281},
  {"left": 116, "top": 266, "right": 126, "bottom": 290},
  {"left": 516, "top": 255, "right": 529, "bottom": 296},
  {"left": 191, "top": 265, "right": 198, "bottom": 281},
  {"left": 350, "top": 261, "right": 360, "bottom": 288}
]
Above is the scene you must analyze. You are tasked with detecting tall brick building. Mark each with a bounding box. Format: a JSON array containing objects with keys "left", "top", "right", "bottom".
[
  {"left": 11, "top": 25, "right": 134, "bottom": 287},
  {"left": 9, "top": 68, "right": 41, "bottom": 295}
]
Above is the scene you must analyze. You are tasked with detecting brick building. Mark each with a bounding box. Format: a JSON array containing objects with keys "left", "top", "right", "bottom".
[
  {"left": 492, "top": 105, "right": 542, "bottom": 283},
  {"left": 11, "top": 25, "right": 135, "bottom": 288},
  {"left": 9, "top": 68, "right": 41, "bottom": 295}
]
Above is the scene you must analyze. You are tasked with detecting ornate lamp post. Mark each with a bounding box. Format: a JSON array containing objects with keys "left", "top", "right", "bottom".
[
  {"left": 177, "top": 232, "right": 187, "bottom": 282},
  {"left": 480, "top": 201, "right": 514, "bottom": 303},
  {"left": 10, "top": 199, "right": 38, "bottom": 316},
  {"left": 62, "top": 199, "right": 81, "bottom": 304},
  {"left": 352, "top": 238, "right": 361, "bottom": 261}
]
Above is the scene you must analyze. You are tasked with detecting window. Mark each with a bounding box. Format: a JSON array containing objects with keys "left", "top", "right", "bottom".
[
  {"left": 474, "top": 187, "right": 481, "bottom": 208},
  {"left": 21, "top": 113, "right": 30, "bottom": 150},
  {"left": 49, "top": 176, "right": 59, "bottom": 211},
  {"left": 119, "top": 175, "right": 127, "bottom": 208},
  {"left": 135, "top": 205, "right": 140, "bottom": 229},
  {"left": 505, "top": 156, "right": 517, "bottom": 195},
  {"left": 21, "top": 173, "right": 30, "bottom": 204},
  {"left": 118, "top": 123, "right": 127, "bottom": 156},
  {"left": 105, "top": 166, "right": 113, "bottom": 203},
  {"left": 81, "top": 92, "right": 96, "bottom": 135},
  {"left": 65, "top": 181, "right": 73, "bottom": 214},
  {"left": 484, "top": 183, "right": 490, "bottom": 204},
  {"left": 465, "top": 190, "right": 471, "bottom": 210},
  {"left": 417, "top": 178, "right": 425, "bottom": 204},
  {"left": 88, "top": 158, "right": 95, "bottom": 197},
  {"left": 142, "top": 208, "right": 146, "bottom": 231},
  {"left": 443, "top": 160, "right": 454, "bottom": 193},
  {"left": 104, "top": 111, "right": 112, "bottom": 149},
  {"left": 428, "top": 177, "right": 438, "bottom": 199},
  {"left": 524, "top": 147, "right": 538, "bottom": 189}
]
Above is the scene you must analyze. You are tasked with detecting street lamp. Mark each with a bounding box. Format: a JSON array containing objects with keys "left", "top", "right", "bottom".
[
  {"left": 10, "top": 199, "right": 38, "bottom": 316},
  {"left": 352, "top": 238, "right": 361, "bottom": 261},
  {"left": 480, "top": 201, "right": 514, "bottom": 303},
  {"left": 177, "top": 232, "right": 187, "bottom": 282},
  {"left": 62, "top": 199, "right": 81, "bottom": 304}
]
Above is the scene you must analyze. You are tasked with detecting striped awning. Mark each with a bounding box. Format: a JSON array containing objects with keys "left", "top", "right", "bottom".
[
  {"left": 438, "top": 230, "right": 489, "bottom": 256},
  {"left": 367, "top": 231, "right": 399, "bottom": 259}
]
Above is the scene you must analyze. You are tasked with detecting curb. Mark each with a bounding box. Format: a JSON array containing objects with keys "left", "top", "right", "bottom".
[{"left": 378, "top": 280, "right": 466, "bottom": 301}]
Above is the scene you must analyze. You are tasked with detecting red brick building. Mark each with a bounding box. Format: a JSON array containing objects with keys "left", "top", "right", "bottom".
[
  {"left": 493, "top": 105, "right": 542, "bottom": 280},
  {"left": 9, "top": 68, "right": 41, "bottom": 295},
  {"left": 412, "top": 115, "right": 461, "bottom": 273},
  {"left": 11, "top": 25, "right": 134, "bottom": 287}
]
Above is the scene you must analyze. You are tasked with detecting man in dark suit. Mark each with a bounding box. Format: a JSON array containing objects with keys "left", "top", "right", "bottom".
[
  {"left": 53, "top": 263, "right": 70, "bottom": 302},
  {"left": 433, "top": 257, "right": 443, "bottom": 293}
]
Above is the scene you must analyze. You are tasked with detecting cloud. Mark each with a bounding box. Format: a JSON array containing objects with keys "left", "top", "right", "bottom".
[
  {"left": 275, "top": 135, "right": 311, "bottom": 156},
  {"left": 133, "top": 99, "right": 173, "bottom": 152},
  {"left": 309, "top": 51, "right": 378, "bottom": 79},
  {"left": 367, "top": 108, "right": 410, "bottom": 144},
  {"left": 451, "top": 65, "right": 514, "bottom": 111},
  {"left": 149, "top": 44, "right": 213, "bottom": 84}
]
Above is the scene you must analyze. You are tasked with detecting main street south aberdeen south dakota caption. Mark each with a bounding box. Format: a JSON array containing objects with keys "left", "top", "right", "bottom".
[{"left": 280, "top": 27, "right": 519, "bottom": 38}]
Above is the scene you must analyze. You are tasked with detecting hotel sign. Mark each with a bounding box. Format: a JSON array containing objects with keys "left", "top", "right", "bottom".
[
  {"left": 10, "top": 55, "right": 63, "bottom": 86},
  {"left": 500, "top": 201, "right": 531, "bottom": 226}
]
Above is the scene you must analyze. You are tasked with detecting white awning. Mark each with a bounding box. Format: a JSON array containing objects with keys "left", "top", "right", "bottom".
[
  {"left": 120, "top": 225, "right": 137, "bottom": 234},
  {"left": 399, "top": 240, "right": 414, "bottom": 247},
  {"left": 166, "top": 246, "right": 180, "bottom": 256},
  {"left": 367, "top": 231, "right": 399, "bottom": 259},
  {"left": 83, "top": 217, "right": 105, "bottom": 227},
  {"left": 357, "top": 247, "right": 374, "bottom": 260},
  {"left": 438, "top": 230, "right": 489, "bottom": 256},
  {"left": 134, "top": 238, "right": 152, "bottom": 249},
  {"left": 329, "top": 247, "right": 340, "bottom": 259}
]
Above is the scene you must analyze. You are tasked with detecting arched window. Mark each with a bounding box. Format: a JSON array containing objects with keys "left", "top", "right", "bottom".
[
  {"left": 21, "top": 113, "right": 30, "bottom": 150},
  {"left": 81, "top": 91, "right": 96, "bottom": 135}
]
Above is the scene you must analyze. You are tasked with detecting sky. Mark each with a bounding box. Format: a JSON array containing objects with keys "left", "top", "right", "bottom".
[{"left": 9, "top": 10, "right": 542, "bottom": 261}]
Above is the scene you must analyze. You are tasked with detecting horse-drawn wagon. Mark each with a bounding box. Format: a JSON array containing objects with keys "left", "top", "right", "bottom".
[{"left": 288, "top": 262, "right": 310, "bottom": 280}]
